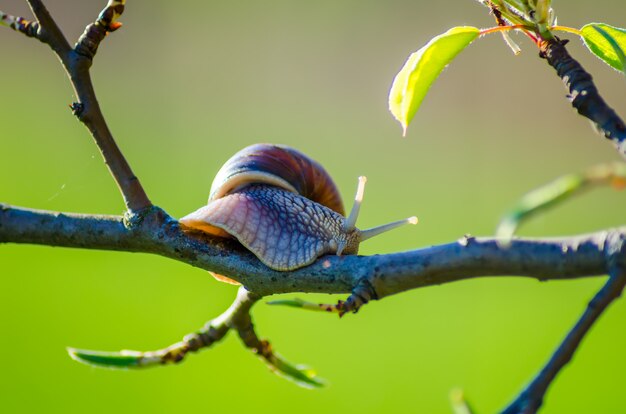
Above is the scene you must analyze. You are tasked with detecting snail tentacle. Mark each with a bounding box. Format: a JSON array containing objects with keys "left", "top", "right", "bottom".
[{"left": 343, "top": 176, "right": 367, "bottom": 232}]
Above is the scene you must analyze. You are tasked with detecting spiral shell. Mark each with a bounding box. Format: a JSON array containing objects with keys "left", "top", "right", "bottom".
[
  {"left": 179, "top": 144, "right": 356, "bottom": 271},
  {"left": 180, "top": 143, "right": 417, "bottom": 274},
  {"left": 209, "top": 143, "right": 344, "bottom": 214}
]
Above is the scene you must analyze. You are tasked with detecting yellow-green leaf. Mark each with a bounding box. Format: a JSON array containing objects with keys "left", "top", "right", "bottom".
[
  {"left": 389, "top": 26, "right": 480, "bottom": 135},
  {"left": 581, "top": 23, "right": 626, "bottom": 73}
]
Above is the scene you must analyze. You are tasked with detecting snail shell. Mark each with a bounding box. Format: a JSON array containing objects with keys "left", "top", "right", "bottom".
[
  {"left": 180, "top": 143, "right": 416, "bottom": 273},
  {"left": 210, "top": 144, "right": 344, "bottom": 215}
]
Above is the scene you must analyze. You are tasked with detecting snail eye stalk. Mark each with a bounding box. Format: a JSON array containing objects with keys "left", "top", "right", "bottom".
[
  {"left": 343, "top": 176, "right": 367, "bottom": 232},
  {"left": 343, "top": 176, "right": 418, "bottom": 241},
  {"left": 359, "top": 216, "right": 418, "bottom": 242}
]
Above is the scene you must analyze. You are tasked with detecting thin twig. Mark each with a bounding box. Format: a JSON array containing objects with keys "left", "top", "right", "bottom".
[
  {"left": 501, "top": 232, "right": 626, "bottom": 414},
  {"left": 25, "top": 0, "right": 71, "bottom": 56},
  {"left": 0, "top": 11, "right": 38, "bottom": 38},
  {"left": 74, "top": 0, "right": 125, "bottom": 59},
  {"left": 1, "top": 1, "right": 151, "bottom": 212},
  {"left": 70, "top": 286, "right": 258, "bottom": 367},
  {"left": 67, "top": 286, "right": 323, "bottom": 386},
  {"left": 539, "top": 38, "right": 626, "bottom": 158}
]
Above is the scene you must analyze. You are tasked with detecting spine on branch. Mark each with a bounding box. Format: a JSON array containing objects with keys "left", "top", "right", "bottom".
[{"left": 539, "top": 38, "right": 626, "bottom": 157}]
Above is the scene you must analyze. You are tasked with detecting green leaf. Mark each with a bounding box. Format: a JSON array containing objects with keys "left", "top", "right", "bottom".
[
  {"left": 389, "top": 26, "right": 480, "bottom": 135},
  {"left": 67, "top": 348, "right": 144, "bottom": 368},
  {"left": 581, "top": 23, "right": 626, "bottom": 73},
  {"left": 496, "top": 163, "right": 626, "bottom": 240},
  {"left": 262, "top": 352, "right": 325, "bottom": 389},
  {"left": 266, "top": 298, "right": 341, "bottom": 313}
]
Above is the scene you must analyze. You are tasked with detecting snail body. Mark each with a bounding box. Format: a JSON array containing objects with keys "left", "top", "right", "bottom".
[{"left": 180, "top": 144, "right": 416, "bottom": 273}]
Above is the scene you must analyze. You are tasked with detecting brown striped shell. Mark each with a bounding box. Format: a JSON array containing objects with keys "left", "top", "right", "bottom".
[
  {"left": 179, "top": 144, "right": 361, "bottom": 272},
  {"left": 209, "top": 143, "right": 344, "bottom": 214}
]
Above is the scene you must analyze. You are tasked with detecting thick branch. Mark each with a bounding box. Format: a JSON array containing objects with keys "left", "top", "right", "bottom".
[
  {"left": 501, "top": 232, "right": 626, "bottom": 414},
  {"left": 539, "top": 38, "right": 626, "bottom": 158},
  {"left": 0, "top": 204, "right": 618, "bottom": 298}
]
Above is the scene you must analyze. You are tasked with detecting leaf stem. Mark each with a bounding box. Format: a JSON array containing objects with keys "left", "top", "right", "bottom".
[
  {"left": 550, "top": 25, "right": 582, "bottom": 36},
  {"left": 479, "top": 24, "right": 528, "bottom": 36}
]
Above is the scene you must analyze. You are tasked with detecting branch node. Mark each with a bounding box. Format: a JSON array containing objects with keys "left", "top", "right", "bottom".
[
  {"left": 74, "top": 24, "right": 108, "bottom": 60},
  {"left": 501, "top": 230, "right": 626, "bottom": 414},
  {"left": 69, "top": 102, "right": 84, "bottom": 117},
  {"left": 15, "top": 16, "right": 39, "bottom": 38},
  {"left": 605, "top": 230, "right": 626, "bottom": 278},
  {"left": 459, "top": 234, "right": 476, "bottom": 247},
  {"left": 340, "top": 278, "right": 378, "bottom": 315},
  {"left": 74, "top": 1, "right": 125, "bottom": 60},
  {"left": 122, "top": 206, "right": 167, "bottom": 230}
]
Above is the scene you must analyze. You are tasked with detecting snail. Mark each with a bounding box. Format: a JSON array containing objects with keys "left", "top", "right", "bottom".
[{"left": 179, "top": 143, "right": 417, "bottom": 281}]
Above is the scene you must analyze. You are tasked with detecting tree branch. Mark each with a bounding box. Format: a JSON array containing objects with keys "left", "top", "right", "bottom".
[
  {"left": 1, "top": 1, "right": 151, "bottom": 212},
  {"left": 67, "top": 286, "right": 325, "bottom": 387},
  {"left": 25, "top": 0, "right": 71, "bottom": 56},
  {"left": 539, "top": 38, "right": 626, "bottom": 158},
  {"left": 2, "top": 2, "right": 625, "bottom": 406},
  {"left": 68, "top": 286, "right": 259, "bottom": 367},
  {"left": 0, "top": 203, "right": 618, "bottom": 299},
  {"left": 0, "top": 11, "right": 38, "bottom": 38},
  {"left": 501, "top": 231, "right": 626, "bottom": 414}
]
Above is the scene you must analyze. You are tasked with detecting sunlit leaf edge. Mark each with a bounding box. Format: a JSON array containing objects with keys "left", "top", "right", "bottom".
[
  {"left": 580, "top": 22, "right": 626, "bottom": 73},
  {"left": 388, "top": 26, "right": 480, "bottom": 135}
]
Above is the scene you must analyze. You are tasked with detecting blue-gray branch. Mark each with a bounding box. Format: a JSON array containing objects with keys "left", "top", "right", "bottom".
[{"left": 0, "top": 203, "right": 620, "bottom": 298}]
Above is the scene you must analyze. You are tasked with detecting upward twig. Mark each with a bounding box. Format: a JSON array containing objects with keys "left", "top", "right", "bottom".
[{"left": 2, "top": 1, "right": 151, "bottom": 212}]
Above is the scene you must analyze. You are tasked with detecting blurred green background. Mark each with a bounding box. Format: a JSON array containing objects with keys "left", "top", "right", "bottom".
[{"left": 1, "top": 1, "right": 625, "bottom": 413}]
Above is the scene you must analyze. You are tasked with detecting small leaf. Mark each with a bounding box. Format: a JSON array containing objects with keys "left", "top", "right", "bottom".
[
  {"left": 497, "top": 163, "right": 626, "bottom": 240},
  {"left": 267, "top": 298, "right": 341, "bottom": 313},
  {"left": 67, "top": 348, "right": 145, "bottom": 368},
  {"left": 262, "top": 352, "right": 325, "bottom": 389},
  {"left": 389, "top": 26, "right": 480, "bottom": 135},
  {"left": 581, "top": 23, "right": 626, "bottom": 73}
]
